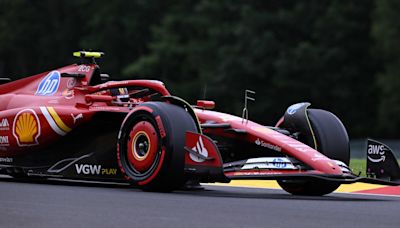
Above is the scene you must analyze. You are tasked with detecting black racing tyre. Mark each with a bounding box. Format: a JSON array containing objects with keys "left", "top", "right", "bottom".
[
  {"left": 117, "top": 102, "right": 197, "bottom": 192},
  {"left": 278, "top": 108, "right": 349, "bottom": 196},
  {"left": 307, "top": 109, "right": 350, "bottom": 165},
  {"left": 277, "top": 179, "right": 340, "bottom": 196}
]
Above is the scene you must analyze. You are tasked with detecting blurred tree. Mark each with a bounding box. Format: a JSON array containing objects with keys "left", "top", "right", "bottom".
[
  {"left": 0, "top": 0, "right": 91, "bottom": 78},
  {"left": 80, "top": 0, "right": 170, "bottom": 76},
  {"left": 124, "top": 1, "right": 297, "bottom": 116},
  {"left": 124, "top": 0, "right": 376, "bottom": 137},
  {"left": 372, "top": 0, "right": 400, "bottom": 137},
  {"left": 273, "top": 0, "right": 377, "bottom": 136},
  {"left": 0, "top": 0, "right": 392, "bottom": 137},
  {"left": 0, "top": 0, "right": 167, "bottom": 78}
]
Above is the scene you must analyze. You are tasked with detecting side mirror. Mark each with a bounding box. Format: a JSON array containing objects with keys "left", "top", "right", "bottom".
[
  {"left": 196, "top": 100, "right": 215, "bottom": 110},
  {"left": 85, "top": 95, "right": 113, "bottom": 104}
]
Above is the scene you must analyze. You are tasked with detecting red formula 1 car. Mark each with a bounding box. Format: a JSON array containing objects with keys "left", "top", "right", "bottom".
[{"left": 0, "top": 51, "right": 398, "bottom": 196}]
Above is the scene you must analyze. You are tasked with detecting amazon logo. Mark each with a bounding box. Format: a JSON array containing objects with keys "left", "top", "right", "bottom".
[{"left": 367, "top": 144, "right": 386, "bottom": 163}]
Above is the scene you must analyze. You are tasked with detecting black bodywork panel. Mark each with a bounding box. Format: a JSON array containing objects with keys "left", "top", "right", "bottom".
[{"left": 0, "top": 112, "right": 126, "bottom": 181}]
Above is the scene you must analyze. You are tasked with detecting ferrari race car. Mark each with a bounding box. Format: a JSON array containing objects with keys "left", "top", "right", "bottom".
[{"left": 0, "top": 51, "right": 399, "bottom": 196}]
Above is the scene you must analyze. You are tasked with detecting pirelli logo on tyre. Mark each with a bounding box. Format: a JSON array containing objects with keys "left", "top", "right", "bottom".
[{"left": 155, "top": 116, "right": 166, "bottom": 138}]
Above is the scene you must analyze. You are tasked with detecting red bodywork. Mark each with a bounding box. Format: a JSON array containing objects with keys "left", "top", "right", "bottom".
[
  {"left": 193, "top": 110, "right": 342, "bottom": 176},
  {"left": 0, "top": 57, "right": 371, "bottom": 188},
  {"left": 0, "top": 64, "right": 168, "bottom": 155}
]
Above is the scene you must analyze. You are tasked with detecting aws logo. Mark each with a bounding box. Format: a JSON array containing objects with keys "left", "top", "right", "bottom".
[
  {"left": 35, "top": 71, "right": 60, "bottom": 96},
  {"left": 367, "top": 144, "right": 386, "bottom": 163},
  {"left": 13, "top": 109, "right": 41, "bottom": 146}
]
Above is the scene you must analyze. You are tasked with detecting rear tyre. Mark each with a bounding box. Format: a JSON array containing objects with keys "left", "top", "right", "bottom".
[
  {"left": 117, "top": 102, "right": 197, "bottom": 192},
  {"left": 278, "top": 108, "right": 349, "bottom": 196}
]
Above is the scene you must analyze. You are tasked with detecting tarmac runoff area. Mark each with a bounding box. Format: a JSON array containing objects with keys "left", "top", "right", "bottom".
[
  {"left": 211, "top": 180, "right": 400, "bottom": 197},
  {"left": 2, "top": 178, "right": 400, "bottom": 228}
]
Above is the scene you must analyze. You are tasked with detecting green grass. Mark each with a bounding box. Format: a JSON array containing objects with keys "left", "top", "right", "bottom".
[
  {"left": 350, "top": 159, "right": 365, "bottom": 176},
  {"left": 349, "top": 158, "right": 400, "bottom": 177}
]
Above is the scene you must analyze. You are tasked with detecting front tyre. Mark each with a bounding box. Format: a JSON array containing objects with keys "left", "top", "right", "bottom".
[
  {"left": 307, "top": 109, "right": 350, "bottom": 165},
  {"left": 278, "top": 107, "right": 349, "bottom": 196},
  {"left": 277, "top": 179, "right": 340, "bottom": 196}
]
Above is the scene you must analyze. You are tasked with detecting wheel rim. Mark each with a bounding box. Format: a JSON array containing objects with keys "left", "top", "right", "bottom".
[
  {"left": 127, "top": 120, "right": 159, "bottom": 173},
  {"left": 133, "top": 132, "right": 150, "bottom": 161}
]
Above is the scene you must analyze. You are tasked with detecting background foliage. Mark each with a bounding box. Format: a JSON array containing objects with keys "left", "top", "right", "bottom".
[{"left": 0, "top": 0, "right": 399, "bottom": 138}]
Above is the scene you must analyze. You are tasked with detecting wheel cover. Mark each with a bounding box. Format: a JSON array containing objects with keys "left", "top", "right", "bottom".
[{"left": 127, "top": 121, "right": 159, "bottom": 173}]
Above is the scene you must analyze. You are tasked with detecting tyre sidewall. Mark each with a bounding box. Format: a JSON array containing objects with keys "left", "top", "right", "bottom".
[
  {"left": 307, "top": 109, "right": 350, "bottom": 165},
  {"left": 118, "top": 102, "right": 196, "bottom": 191}
]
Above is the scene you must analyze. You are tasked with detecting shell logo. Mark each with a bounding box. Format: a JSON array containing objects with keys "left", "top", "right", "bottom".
[{"left": 13, "top": 109, "right": 41, "bottom": 146}]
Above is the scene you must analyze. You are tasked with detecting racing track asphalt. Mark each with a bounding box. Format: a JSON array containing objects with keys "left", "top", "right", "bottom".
[{"left": 0, "top": 177, "right": 399, "bottom": 228}]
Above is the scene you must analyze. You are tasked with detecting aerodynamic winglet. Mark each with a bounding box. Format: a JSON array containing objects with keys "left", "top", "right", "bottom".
[{"left": 366, "top": 139, "right": 400, "bottom": 181}]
